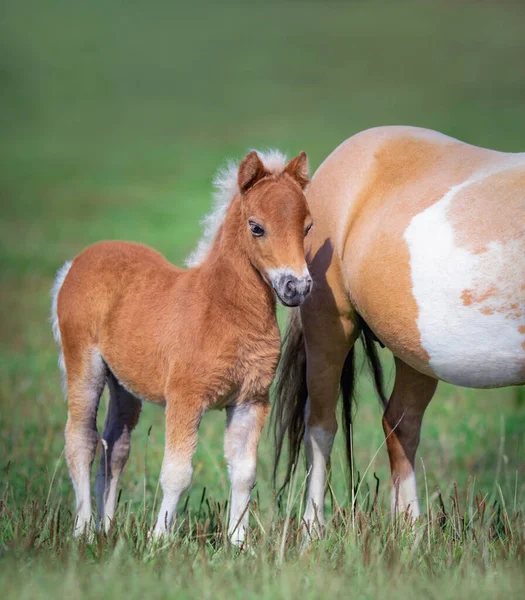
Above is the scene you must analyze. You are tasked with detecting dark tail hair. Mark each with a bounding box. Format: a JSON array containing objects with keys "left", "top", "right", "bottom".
[{"left": 273, "top": 310, "right": 388, "bottom": 493}]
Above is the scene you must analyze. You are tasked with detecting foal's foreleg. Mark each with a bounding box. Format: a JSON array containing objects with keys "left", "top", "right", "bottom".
[
  {"left": 153, "top": 396, "right": 201, "bottom": 538},
  {"left": 383, "top": 358, "right": 437, "bottom": 519},
  {"left": 224, "top": 400, "right": 270, "bottom": 546},
  {"left": 95, "top": 373, "right": 141, "bottom": 532}
]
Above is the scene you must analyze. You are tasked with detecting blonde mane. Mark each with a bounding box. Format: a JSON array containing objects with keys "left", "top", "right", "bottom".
[{"left": 185, "top": 150, "right": 288, "bottom": 268}]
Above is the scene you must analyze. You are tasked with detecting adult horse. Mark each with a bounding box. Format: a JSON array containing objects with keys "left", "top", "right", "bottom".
[{"left": 274, "top": 126, "right": 525, "bottom": 535}]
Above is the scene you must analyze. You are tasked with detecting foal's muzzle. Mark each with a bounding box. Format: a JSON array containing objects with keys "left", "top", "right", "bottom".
[{"left": 272, "top": 271, "right": 312, "bottom": 307}]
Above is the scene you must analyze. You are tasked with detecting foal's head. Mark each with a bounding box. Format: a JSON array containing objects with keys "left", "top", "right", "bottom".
[{"left": 237, "top": 151, "right": 312, "bottom": 307}]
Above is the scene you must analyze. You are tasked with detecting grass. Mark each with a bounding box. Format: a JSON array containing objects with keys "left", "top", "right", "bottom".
[
  {"left": 1, "top": 0, "right": 525, "bottom": 597},
  {"left": 1, "top": 483, "right": 525, "bottom": 599}
]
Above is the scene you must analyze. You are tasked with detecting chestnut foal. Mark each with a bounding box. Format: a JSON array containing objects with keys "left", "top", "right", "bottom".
[{"left": 51, "top": 150, "right": 312, "bottom": 543}]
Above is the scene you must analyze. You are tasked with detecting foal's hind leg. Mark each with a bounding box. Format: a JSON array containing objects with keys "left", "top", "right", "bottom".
[
  {"left": 224, "top": 399, "right": 270, "bottom": 546},
  {"left": 153, "top": 392, "right": 202, "bottom": 538},
  {"left": 95, "top": 372, "right": 142, "bottom": 532},
  {"left": 383, "top": 358, "right": 437, "bottom": 519},
  {"left": 64, "top": 346, "right": 106, "bottom": 535}
]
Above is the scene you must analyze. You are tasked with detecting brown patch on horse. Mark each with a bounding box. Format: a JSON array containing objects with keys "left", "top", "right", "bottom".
[
  {"left": 460, "top": 276, "right": 524, "bottom": 323},
  {"left": 461, "top": 286, "right": 522, "bottom": 319},
  {"left": 461, "top": 286, "right": 497, "bottom": 307},
  {"left": 448, "top": 167, "right": 525, "bottom": 254}
]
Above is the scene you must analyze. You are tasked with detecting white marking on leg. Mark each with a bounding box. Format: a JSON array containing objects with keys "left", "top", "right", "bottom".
[
  {"left": 96, "top": 438, "right": 112, "bottom": 531},
  {"left": 303, "top": 400, "right": 336, "bottom": 537},
  {"left": 153, "top": 453, "right": 193, "bottom": 538},
  {"left": 66, "top": 349, "right": 106, "bottom": 536},
  {"left": 95, "top": 381, "right": 141, "bottom": 532},
  {"left": 228, "top": 455, "right": 256, "bottom": 546},
  {"left": 224, "top": 403, "right": 266, "bottom": 546},
  {"left": 405, "top": 158, "right": 525, "bottom": 387},
  {"left": 96, "top": 429, "right": 133, "bottom": 531},
  {"left": 392, "top": 471, "right": 420, "bottom": 519},
  {"left": 73, "top": 470, "right": 95, "bottom": 535}
]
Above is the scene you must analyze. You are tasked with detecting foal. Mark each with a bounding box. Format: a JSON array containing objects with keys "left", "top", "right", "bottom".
[{"left": 51, "top": 149, "right": 312, "bottom": 543}]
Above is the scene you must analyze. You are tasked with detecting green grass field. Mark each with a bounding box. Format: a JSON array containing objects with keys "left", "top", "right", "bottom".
[{"left": 1, "top": 1, "right": 525, "bottom": 597}]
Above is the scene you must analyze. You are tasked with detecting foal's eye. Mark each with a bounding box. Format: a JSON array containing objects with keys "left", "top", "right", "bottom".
[
  {"left": 249, "top": 221, "right": 265, "bottom": 237},
  {"left": 304, "top": 222, "right": 313, "bottom": 237}
]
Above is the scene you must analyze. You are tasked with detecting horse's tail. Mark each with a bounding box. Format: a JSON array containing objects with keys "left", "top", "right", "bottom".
[
  {"left": 273, "top": 311, "right": 388, "bottom": 493},
  {"left": 340, "top": 323, "right": 389, "bottom": 491},
  {"left": 272, "top": 308, "right": 308, "bottom": 492}
]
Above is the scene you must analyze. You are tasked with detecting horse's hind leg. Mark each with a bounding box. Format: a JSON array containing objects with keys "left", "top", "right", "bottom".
[
  {"left": 95, "top": 372, "right": 142, "bottom": 532},
  {"left": 383, "top": 358, "right": 437, "bottom": 519},
  {"left": 64, "top": 346, "right": 106, "bottom": 535}
]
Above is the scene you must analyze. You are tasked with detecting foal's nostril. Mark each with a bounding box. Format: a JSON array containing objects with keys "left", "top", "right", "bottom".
[{"left": 285, "top": 279, "right": 295, "bottom": 294}]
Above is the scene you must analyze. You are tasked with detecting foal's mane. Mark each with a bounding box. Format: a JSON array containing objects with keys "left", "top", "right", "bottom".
[{"left": 185, "top": 150, "right": 288, "bottom": 268}]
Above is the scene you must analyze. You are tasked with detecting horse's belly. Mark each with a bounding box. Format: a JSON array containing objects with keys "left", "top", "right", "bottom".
[
  {"left": 414, "top": 322, "right": 525, "bottom": 388},
  {"left": 404, "top": 177, "right": 525, "bottom": 389}
]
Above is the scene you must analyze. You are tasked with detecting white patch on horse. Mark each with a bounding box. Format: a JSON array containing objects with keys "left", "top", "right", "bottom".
[
  {"left": 51, "top": 260, "right": 73, "bottom": 394},
  {"left": 392, "top": 471, "right": 420, "bottom": 519},
  {"left": 185, "top": 150, "right": 288, "bottom": 268},
  {"left": 153, "top": 451, "right": 194, "bottom": 538},
  {"left": 303, "top": 410, "right": 335, "bottom": 536},
  {"left": 405, "top": 158, "right": 525, "bottom": 388},
  {"left": 224, "top": 403, "right": 260, "bottom": 546}
]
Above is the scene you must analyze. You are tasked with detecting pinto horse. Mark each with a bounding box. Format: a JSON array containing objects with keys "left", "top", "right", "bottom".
[
  {"left": 274, "top": 126, "right": 525, "bottom": 536},
  {"left": 51, "top": 149, "right": 312, "bottom": 542}
]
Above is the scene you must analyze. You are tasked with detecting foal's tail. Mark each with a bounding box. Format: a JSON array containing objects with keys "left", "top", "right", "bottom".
[
  {"left": 272, "top": 309, "right": 388, "bottom": 493},
  {"left": 51, "top": 260, "right": 73, "bottom": 394}
]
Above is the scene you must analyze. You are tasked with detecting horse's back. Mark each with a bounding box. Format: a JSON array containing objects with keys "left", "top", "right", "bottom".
[
  {"left": 56, "top": 241, "right": 183, "bottom": 401},
  {"left": 67, "top": 240, "right": 179, "bottom": 281},
  {"left": 307, "top": 126, "right": 525, "bottom": 387},
  {"left": 58, "top": 241, "right": 180, "bottom": 326}
]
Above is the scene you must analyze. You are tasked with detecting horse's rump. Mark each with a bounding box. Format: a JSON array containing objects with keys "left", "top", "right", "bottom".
[{"left": 312, "top": 126, "right": 525, "bottom": 387}]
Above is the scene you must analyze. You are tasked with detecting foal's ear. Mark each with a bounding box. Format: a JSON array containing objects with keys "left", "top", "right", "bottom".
[
  {"left": 284, "top": 152, "right": 309, "bottom": 190},
  {"left": 238, "top": 151, "right": 268, "bottom": 194}
]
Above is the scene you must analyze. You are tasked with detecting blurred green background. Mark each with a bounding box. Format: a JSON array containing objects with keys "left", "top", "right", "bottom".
[{"left": 1, "top": 0, "right": 525, "bottom": 520}]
